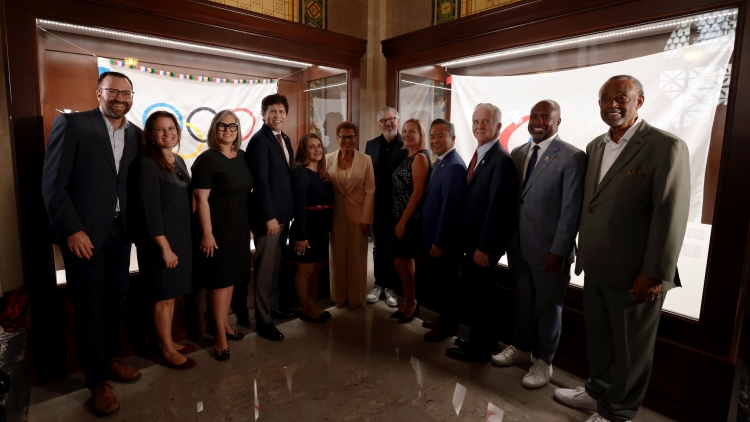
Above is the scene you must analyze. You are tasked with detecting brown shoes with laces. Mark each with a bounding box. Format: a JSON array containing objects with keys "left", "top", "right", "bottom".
[
  {"left": 90, "top": 382, "right": 119, "bottom": 416},
  {"left": 106, "top": 358, "right": 141, "bottom": 382}
]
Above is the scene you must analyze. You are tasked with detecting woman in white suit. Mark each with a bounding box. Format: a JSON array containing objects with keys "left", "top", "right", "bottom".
[{"left": 326, "top": 121, "right": 376, "bottom": 310}]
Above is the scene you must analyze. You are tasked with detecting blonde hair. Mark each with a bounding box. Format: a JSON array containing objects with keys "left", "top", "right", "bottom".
[
  {"left": 207, "top": 110, "right": 242, "bottom": 151},
  {"left": 401, "top": 118, "right": 428, "bottom": 151}
]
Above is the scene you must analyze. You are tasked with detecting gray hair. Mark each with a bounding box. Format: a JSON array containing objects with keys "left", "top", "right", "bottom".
[
  {"left": 600, "top": 75, "right": 645, "bottom": 96},
  {"left": 376, "top": 106, "right": 400, "bottom": 122},
  {"left": 474, "top": 103, "right": 503, "bottom": 124},
  {"left": 430, "top": 118, "right": 455, "bottom": 137}
]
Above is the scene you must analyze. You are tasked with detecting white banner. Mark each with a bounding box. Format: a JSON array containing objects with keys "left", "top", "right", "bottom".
[
  {"left": 450, "top": 35, "right": 734, "bottom": 320},
  {"left": 98, "top": 58, "right": 278, "bottom": 172}
]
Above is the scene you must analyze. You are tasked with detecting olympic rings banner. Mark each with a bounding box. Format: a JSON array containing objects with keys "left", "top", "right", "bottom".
[{"left": 98, "top": 58, "right": 278, "bottom": 172}]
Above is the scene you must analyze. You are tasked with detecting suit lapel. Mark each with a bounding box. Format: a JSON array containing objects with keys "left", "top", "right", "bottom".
[
  {"left": 88, "top": 109, "right": 117, "bottom": 176},
  {"left": 347, "top": 152, "right": 366, "bottom": 193},
  {"left": 592, "top": 121, "right": 651, "bottom": 201},
  {"left": 369, "top": 136, "right": 382, "bottom": 167},
  {"left": 512, "top": 143, "right": 529, "bottom": 187},
  {"left": 327, "top": 152, "right": 345, "bottom": 194},
  {"left": 523, "top": 137, "right": 561, "bottom": 196},
  {"left": 425, "top": 149, "right": 451, "bottom": 196},
  {"left": 467, "top": 142, "right": 498, "bottom": 187},
  {"left": 263, "top": 124, "right": 289, "bottom": 167}
]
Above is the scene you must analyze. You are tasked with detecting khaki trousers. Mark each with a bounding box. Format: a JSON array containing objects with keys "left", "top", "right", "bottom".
[{"left": 329, "top": 216, "right": 368, "bottom": 305}]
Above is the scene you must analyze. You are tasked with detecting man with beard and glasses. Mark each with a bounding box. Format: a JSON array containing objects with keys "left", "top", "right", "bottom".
[
  {"left": 554, "top": 75, "right": 690, "bottom": 422},
  {"left": 365, "top": 107, "right": 408, "bottom": 307},
  {"left": 496, "top": 100, "right": 585, "bottom": 389},
  {"left": 42, "top": 71, "right": 143, "bottom": 416}
]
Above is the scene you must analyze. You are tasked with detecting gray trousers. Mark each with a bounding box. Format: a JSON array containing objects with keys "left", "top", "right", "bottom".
[
  {"left": 254, "top": 224, "right": 287, "bottom": 325},
  {"left": 583, "top": 278, "right": 666, "bottom": 422},
  {"left": 508, "top": 247, "right": 570, "bottom": 365}
]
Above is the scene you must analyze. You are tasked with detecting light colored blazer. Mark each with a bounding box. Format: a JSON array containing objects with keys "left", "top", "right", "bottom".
[
  {"left": 510, "top": 136, "right": 586, "bottom": 265},
  {"left": 326, "top": 149, "right": 376, "bottom": 225},
  {"left": 575, "top": 120, "right": 690, "bottom": 291}
]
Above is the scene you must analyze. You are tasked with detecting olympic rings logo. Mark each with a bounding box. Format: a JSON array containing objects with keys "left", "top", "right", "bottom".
[{"left": 142, "top": 103, "right": 257, "bottom": 159}]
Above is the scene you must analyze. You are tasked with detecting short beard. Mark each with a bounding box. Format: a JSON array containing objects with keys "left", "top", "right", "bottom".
[
  {"left": 382, "top": 128, "right": 398, "bottom": 139},
  {"left": 602, "top": 110, "right": 627, "bottom": 127},
  {"left": 102, "top": 101, "right": 130, "bottom": 119}
]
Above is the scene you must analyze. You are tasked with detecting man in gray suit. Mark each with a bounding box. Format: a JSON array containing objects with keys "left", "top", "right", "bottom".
[
  {"left": 494, "top": 100, "right": 585, "bottom": 389},
  {"left": 555, "top": 75, "right": 690, "bottom": 422}
]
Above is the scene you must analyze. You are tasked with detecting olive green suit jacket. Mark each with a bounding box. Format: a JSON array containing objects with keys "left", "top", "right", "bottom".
[{"left": 574, "top": 120, "right": 690, "bottom": 291}]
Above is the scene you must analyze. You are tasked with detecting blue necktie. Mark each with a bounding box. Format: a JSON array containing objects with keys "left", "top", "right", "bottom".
[
  {"left": 523, "top": 145, "right": 540, "bottom": 190},
  {"left": 430, "top": 158, "right": 441, "bottom": 181}
]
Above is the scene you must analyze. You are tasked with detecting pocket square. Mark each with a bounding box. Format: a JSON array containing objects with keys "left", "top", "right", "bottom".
[{"left": 626, "top": 170, "right": 644, "bottom": 175}]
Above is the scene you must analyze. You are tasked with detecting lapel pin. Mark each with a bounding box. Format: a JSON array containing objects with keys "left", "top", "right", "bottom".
[
  {"left": 544, "top": 156, "right": 549, "bottom": 161},
  {"left": 481, "top": 160, "right": 485, "bottom": 164}
]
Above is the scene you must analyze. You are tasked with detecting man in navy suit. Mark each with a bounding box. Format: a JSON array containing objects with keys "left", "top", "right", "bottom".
[
  {"left": 494, "top": 100, "right": 585, "bottom": 389},
  {"left": 446, "top": 103, "right": 519, "bottom": 363},
  {"left": 42, "top": 72, "right": 142, "bottom": 416},
  {"left": 421, "top": 119, "right": 467, "bottom": 342},
  {"left": 246, "top": 94, "right": 296, "bottom": 341}
]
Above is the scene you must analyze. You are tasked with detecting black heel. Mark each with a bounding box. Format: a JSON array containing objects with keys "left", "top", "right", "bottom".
[
  {"left": 398, "top": 304, "right": 419, "bottom": 324},
  {"left": 226, "top": 330, "right": 244, "bottom": 341},
  {"left": 215, "top": 348, "right": 230, "bottom": 361}
]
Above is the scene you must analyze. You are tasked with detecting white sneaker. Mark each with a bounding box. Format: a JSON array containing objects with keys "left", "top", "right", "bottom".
[
  {"left": 491, "top": 345, "right": 532, "bottom": 367},
  {"left": 384, "top": 288, "right": 399, "bottom": 307},
  {"left": 366, "top": 286, "right": 382, "bottom": 304},
  {"left": 522, "top": 360, "right": 551, "bottom": 388},
  {"left": 554, "top": 386, "right": 598, "bottom": 411}
]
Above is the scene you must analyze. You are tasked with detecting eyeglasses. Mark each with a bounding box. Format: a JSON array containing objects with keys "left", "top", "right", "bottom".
[
  {"left": 379, "top": 117, "right": 397, "bottom": 125},
  {"left": 216, "top": 123, "right": 239, "bottom": 132},
  {"left": 338, "top": 135, "right": 356, "bottom": 141},
  {"left": 100, "top": 88, "right": 134, "bottom": 99}
]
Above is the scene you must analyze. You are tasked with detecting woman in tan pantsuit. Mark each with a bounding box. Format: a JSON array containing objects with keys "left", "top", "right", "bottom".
[{"left": 326, "top": 121, "right": 376, "bottom": 310}]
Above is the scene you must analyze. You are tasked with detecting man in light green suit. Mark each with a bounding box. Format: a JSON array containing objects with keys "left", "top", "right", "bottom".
[{"left": 555, "top": 75, "right": 690, "bottom": 422}]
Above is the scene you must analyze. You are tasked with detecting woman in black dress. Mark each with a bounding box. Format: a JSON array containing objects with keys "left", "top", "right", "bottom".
[
  {"left": 133, "top": 111, "right": 196, "bottom": 370},
  {"left": 291, "top": 134, "right": 334, "bottom": 323},
  {"left": 391, "top": 118, "right": 430, "bottom": 324},
  {"left": 192, "top": 110, "right": 253, "bottom": 361}
]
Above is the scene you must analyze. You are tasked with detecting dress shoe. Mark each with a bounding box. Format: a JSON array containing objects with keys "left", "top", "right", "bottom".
[
  {"left": 424, "top": 326, "right": 458, "bottom": 342},
  {"left": 586, "top": 413, "right": 626, "bottom": 422},
  {"left": 522, "top": 360, "right": 552, "bottom": 388},
  {"left": 422, "top": 319, "right": 441, "bottom": 329},
  {"left": 454, "top": 337, "right": 470, "bottom": 347},
  {"left": 160, "top": 355, "right": 197, "bottom": 370},
  {"left": 226, "top": 330, "right": 245, "bottom": 341},
  {"left": 491, "top": 345, "right": 531, "bottom": 367},
  {"left": 215, "top": 348, "right": 230, "bottom": 361},
  {"left": 390, "top": 310, "right": 404, "bottom": 319},
  {"left": 176, "top": 344, "right": 197, "bottom": 355},
  {"left": 90, "top": 382, "right": 119, "bottom": 416},
  {"left": 554, "top": 386, "right": 598, "bottom": 411},
  {"left": 299, "top": 311, "right": 329, "bottom": 323},
  {"left": 257, "top": 323, "right": 285, "bottom": 341},
  {"left": 107, "top": 358, "right": 141, "bottom": 383},
  {"left": 366, "top": 286, "right": 382, "bottom": 303},
  {"left": 398, "top": 305, "right": 419, "bottom": 324},
  {"left": 445, "top": 347, "right": 491, "bottom": 363},
  {"left": 272, "top": 309, "right": 297, "bottom": 319}
]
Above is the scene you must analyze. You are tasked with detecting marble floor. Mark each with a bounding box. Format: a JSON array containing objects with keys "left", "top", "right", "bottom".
[{"left": 29, "top": 299, "right": 675, "bottom": 422}]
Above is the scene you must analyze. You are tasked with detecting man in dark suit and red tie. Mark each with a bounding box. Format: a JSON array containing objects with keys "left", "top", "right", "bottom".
[
  {"left": 446, "top": 103, "right": 519, "bottom": 363},
  {"left": 42, "top": 71, "right": 142, "bottom": 416},
  {"left": 420, "top": 119, "right": 467, "bottom": 342}
]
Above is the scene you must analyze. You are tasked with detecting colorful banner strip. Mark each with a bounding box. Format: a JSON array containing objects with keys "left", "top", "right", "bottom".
[{"left": 109, "top": 59, "right": 276, "bottom": 85}]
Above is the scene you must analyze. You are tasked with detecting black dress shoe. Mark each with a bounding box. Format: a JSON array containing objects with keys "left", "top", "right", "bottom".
[
  {"left": 215, "top": 348, "right": 230, "bottom": 361},
  {"left": 226, "top": 330, "right": 245, "bottom": 341},
  {"left": 272, "top": 309, "right": 297, "bottom": 319},
  {"left": 257, "top": 323, "right": 285, "bottom": 341},
  {"left": 299, "top": 311, "right": 329, "bottom": 323},
  {"left": 398, "top": 305, "right": 419, "bottom": 324},
  {"left": 445, "top": 346, "right": 491, "bottom": 363},
  {"left": 454, "top": 337, "right": 470, "bottom": 347},
  {"left": 390, "top": 311, "right": 404, "bottom": 319}
]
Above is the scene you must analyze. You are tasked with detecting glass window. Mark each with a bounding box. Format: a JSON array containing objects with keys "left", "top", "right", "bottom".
[
  {"left": 398, "top": 75, "right": 447, "bottom": 130},
  {"left": 307, "top": 73, "right": 348, "bottom": 153}
]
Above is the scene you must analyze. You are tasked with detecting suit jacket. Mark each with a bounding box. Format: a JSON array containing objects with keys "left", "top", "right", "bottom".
[
  {"left": 421, "top": 149, "right": 467, "bottom": 250},
  {"left": 365, "top": 133, "right": 408, "bottom": 223},
  {"left": 326, "top": 149, "right": 376, "bottom": 225},
  {"left": 575, "top": 120, "right": 690, "bottom": 291},
  {"left": 459, "top": 141, "right": 519, "bottom": 265},
  {"left": 509, "top": 136, "right": 586, "bottom": 265},
  {"left": 246, "top": 123, "right": 295, "bottom": 232},
  {"left": 42, "top": 108, "right": 141, "bottom": 248}
]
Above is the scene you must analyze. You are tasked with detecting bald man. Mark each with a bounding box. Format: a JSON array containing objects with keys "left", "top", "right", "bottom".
[{"left": 495, "top": 100, "right": 585, "bottom": 389}]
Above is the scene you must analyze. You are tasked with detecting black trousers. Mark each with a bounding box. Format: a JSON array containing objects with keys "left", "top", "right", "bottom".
[
  {"left": 61, "top": 217, "right": 131, "bottom": 389},
  {"left": 461, "top": 257, "right": 498, "bottom": 351},
  {"left": 371, "top": 215, "right": 398, "bottom": 290},
  {"left": 429, "top": 250, "right": 461, "bottom": 327}
]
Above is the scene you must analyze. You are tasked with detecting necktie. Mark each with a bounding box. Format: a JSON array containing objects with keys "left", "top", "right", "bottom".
[
  {"left": 467, "top": 151, "right": 478, "bottom": 181},
  {"left": 276, "top": 133, "right": 289, "bottom": 166},
  {"left": 430, "top": 158, "right": 441, "bottom": 181},
  {"left": 523, "top": 145, "right": 540, "bottom": 190}
]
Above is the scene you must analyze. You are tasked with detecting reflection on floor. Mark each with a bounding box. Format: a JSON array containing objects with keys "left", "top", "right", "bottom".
[{"left": 29, "top": 300, "right": 675, "bottom": 422}]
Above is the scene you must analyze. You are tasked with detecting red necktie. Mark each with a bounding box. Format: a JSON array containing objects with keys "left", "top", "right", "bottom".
[
  {"left": 276, "top": 133, "right": 288, "bottom": 166},
  {"left": 467, "top": 150, "right": 478, "bottom": 181}
]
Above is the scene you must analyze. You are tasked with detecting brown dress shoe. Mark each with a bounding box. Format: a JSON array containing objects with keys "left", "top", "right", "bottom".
[
  {"left": 91, "top": 382, "right": 119, "bottom": 416},
  {"left": 422, "top": 319, "right": 441, "bottom": 329},
  {"left": 424, "top": 326, "right": 458, "bottom": 342},
  {"left": 107, "top": 358, "right": 141, "bottom": 382}
]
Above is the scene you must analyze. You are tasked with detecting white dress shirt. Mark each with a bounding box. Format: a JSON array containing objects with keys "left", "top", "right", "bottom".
[
  {"left": 598, "top": 119, "right": 642, "bottom": 183},
  {"left": 272, "top": 129, "right": 290, "bottom": 165},
  {"left": 100, "top": 108, "right": 129, "bottom": 212},
  {"left": 436, "top": 146, "right": 455, "bottom": 161},
  {"left": 522, "top": 133, "right": 556, "bottom": 182}
]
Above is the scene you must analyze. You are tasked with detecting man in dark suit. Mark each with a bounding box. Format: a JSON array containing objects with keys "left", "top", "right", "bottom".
[
  {"left": 555, "top": 75, "right": 690, "bottom": 422},
  {"left": 420, "top": 118, "right": 467, "bottom": 342},
  {"left": 246, "top": 94, "right": 296, "bottom": 341},
  {"left": 497, "top": 100, "right": 585, "bottom": 389},
  {"left": 42, "top": 71, "right": 142, "bottom": 416},
  {"left": 364, "top": 106, "right": 408, "bottom": 307},
  {"left": 446, "top": 103, "right": 519, "bottom": 363}
]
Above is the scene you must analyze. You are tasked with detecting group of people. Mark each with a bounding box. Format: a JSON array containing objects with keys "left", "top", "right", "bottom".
[{"left": 41, "top": 70, "right": 689, "bottom": 422}]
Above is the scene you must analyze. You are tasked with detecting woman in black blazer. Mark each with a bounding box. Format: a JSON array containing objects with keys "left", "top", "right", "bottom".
[{"left": 133, "top": 111, "right": 196, "bottom": 370}]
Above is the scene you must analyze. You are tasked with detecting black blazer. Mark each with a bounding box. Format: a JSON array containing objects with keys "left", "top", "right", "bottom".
[
  {"left": 459, "top": 142, "right": 519, "bottom": 265},
  {"left": 246, "top": 123, "right": 294, "bottom": 232},
  {"left": 365, "top": 133, "right": 408, "bottom": 219},
  {"left": 42, "top": 108, "right": 141, "bottom": 248}
]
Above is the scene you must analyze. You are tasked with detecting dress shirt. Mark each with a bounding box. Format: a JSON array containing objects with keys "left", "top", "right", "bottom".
[
  {"left": 598, "top": 119, "right": 642, "bottom": 183},
  {"left": 522, "top": 134, "right": 556, "bottom": 181},
  {"left": 436, "top": 147, "right": 455, "bottom": 161},
  {"left": 472, "top": 140, "right": 498, "bottom": 171},
  {"left": 99, "top": 107, "right": 129, "bottom": 212},
  {"left": 272, "top": 129, "right": 290, "bottom": 165}
]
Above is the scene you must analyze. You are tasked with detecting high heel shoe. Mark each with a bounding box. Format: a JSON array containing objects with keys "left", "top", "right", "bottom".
[
  {"left": 390, "top": 310, "right": 404, "bottom": 319},
  {"left": 215, "top": 348, "right": 230, "bottom": 361},
  {"left": 226, "top": 330, "right": 244, "bottom": 341},
  {"left": 398, "top": 304, "right": 419, "bottom": 324},
  {"left": 299, "top": 311, "right": 329, "bottom": 323}
]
